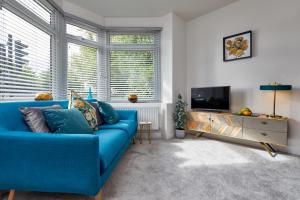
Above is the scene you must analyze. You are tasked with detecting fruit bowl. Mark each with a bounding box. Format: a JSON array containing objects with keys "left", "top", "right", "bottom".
[{"left": 237, "top": 107, "right": 253, "bottom": 116}]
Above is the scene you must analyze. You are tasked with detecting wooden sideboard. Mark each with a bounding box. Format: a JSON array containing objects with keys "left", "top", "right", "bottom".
[{"left": 186, "top": 111, "right": 288, "bottom": 157}]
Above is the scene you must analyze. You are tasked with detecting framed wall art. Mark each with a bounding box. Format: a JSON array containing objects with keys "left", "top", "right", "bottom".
[{"left": 223, "top": 30, "right": 252, "bottom": 62}]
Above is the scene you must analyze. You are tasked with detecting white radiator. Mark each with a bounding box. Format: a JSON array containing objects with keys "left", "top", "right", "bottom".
[{"left": 112, "top": 103, "right": 160, "bottom": 130}]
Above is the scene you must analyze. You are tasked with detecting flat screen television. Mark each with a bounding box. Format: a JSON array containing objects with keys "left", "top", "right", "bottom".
[{"left": 191, "top": 86, "right": 230, "bottom": 111}]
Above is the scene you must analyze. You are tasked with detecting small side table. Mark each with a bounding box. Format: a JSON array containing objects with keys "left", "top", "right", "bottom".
[{"left": 139, "top": 122, "right": 152, "bottom": 144}]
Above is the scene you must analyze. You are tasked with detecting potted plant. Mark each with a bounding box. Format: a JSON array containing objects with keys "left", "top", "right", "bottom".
[{"left": 173, "top": 94, "right": 187, "bottom": 139}]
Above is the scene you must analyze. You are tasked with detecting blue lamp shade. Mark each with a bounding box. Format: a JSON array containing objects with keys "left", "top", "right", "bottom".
[{"left": 260, "top": 85, "right": 292, "bottom": 91}]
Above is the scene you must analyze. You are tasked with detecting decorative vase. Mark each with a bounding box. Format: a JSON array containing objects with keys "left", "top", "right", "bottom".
[
  {"left": 128, "top": 94, "right": 138, "bottom": 103},
  {"left": 34, "top": 93, "right": 53, "bottom": 101},
  {"left": 87, "top": 87, "right": 93, "bottom": 99},
  {"left": 175, "top": 129, "right": 185, "bottom": 139}
]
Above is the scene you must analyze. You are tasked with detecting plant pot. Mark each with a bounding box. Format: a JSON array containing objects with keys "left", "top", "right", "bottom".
[{"left": 175, "top": 129, "right": 185, "bottom": 139}]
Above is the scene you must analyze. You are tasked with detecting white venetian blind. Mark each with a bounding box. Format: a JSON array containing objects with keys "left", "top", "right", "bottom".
[
  {"left": 0, "top": 7, "right": 52, "bottom": 101},
  {"left": 15, "top": 0, "right": 51, "bottom": 24},
  {"left": 108, "top": 32, "right": 161, "bottom": 102},
  {"left": 67, "top": 42, "right": 98, "bottom": 97}
]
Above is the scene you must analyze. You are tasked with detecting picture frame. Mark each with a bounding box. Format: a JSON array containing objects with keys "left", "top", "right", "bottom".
[{"left": 223, "top": 30, "right": 252, "bottom": 62}]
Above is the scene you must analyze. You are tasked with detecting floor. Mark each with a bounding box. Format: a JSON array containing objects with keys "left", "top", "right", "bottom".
[{"left": 10, "top": 137, "right": 300, "bottom": 200}]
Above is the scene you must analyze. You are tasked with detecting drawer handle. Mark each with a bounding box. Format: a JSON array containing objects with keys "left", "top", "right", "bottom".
[
  {"left": 260, "top": 132, "right": 268, "bottom": 136},
  {"left": 261, "top": 121, "right": 268, "bottom": 125}
]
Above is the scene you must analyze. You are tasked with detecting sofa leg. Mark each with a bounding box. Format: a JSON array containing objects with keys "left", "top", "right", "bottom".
[
  {"left": 93, "top": 189, "right": 103, "bottom": 200},
  {"left": 8, "top": 190, "right": 15, "bottom": 200}
]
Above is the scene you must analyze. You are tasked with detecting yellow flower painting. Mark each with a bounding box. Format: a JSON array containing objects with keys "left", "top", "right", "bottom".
[{"left": 223, "top": 31, "right": 252, "bottom": 61}]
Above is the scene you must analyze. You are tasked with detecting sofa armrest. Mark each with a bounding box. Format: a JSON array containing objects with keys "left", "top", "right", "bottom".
[
  {"left": 0, "top": 131, "right": 101, "bottom": 195},
  {"left": 115, "top": 109, "right": 138, "bottom": 121}
]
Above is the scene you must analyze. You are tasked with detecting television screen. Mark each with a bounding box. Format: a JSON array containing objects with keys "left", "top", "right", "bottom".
[{"left": 191, "top": 86, "right": 230, "bottom": 111}]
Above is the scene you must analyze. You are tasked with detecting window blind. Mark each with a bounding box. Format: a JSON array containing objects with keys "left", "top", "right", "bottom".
[
  {"left": 15, "top": 0, "right": 51, "bottom": 24},
  {"left": 0, "top": 7, "right": 52, "bottom": 101},
  {"left": 108, "top": 32, "right": 161, "bottom": 102},
  {"left": 66, "top": 23, "right": 97, "bottom": 42},
  {"left": 67, "top": 42, "right": 98, "bottom": 97}
]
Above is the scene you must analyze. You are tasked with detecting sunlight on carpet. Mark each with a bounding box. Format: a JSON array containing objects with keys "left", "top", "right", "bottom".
[{"left": 173, "top": 140, "right": 250, "bottom": 168}]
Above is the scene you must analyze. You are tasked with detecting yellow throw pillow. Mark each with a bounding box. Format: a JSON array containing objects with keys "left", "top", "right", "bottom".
[{"left": 68, "top": 90, "right": 98, "bottom": 130}]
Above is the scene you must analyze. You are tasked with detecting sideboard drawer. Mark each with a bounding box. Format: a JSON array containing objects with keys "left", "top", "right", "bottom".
[
  {"left": 243, "top": 128, "right": 287, "bottom": 146},
  {"left": 243, "top": 117, "right": 287, "bottom": 132}
]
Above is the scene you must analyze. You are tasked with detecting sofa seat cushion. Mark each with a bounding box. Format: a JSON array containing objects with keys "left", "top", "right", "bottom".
[
  {"left": 99, "top": 120, "right": 137, "bottom": 138},
  {"left": 96, "top": 129, "right": 128, "bottom": 172}
]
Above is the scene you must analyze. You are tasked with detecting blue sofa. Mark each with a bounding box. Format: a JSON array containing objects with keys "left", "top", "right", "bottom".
[{"left": 0, "top": 99, "right": 137, "bottom": 198}]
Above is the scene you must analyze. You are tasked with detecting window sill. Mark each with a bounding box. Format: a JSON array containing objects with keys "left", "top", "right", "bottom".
[{"left": 110, "top": 102, "right": 161, "bottom": 108}]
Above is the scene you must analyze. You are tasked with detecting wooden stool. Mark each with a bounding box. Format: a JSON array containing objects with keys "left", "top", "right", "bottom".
[{"left": 139, "top": 122, "right": 152, "bottom": 144}]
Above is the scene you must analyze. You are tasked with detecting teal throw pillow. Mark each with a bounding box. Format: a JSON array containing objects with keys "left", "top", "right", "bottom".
[
  {"left": 42, "top": 108, "right": 94, "bottom": 134},
  {"left": 97, "top": 101, "right": 119, "bottom": 124}
]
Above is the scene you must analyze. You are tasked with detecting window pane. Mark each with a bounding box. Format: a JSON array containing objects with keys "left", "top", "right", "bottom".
[
  {"left": 16, "top": 0, "right": 51, "bottom": 24},
  {"left": 110, "top": 50, "right": 157, "bottom": 101},
  {"left": 67, "top": 43, "right": 98, "bottom": 97},
  {"left": 0, "top": 8, "right": 52, "bottom": 101},
  {"left": 66, "top": 24, "right": 97, "bottom": 42},
  {"left": 110, "top": 34, "right": 154, "bottom": 44}
]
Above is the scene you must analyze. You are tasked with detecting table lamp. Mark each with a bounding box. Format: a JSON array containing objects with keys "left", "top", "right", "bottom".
[{"left": 260, "top": 83, "right": 292, "bottom": 118}]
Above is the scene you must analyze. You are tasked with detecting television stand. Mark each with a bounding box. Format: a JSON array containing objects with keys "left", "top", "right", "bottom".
[{"left": 186, "top": 111, "right": 288, "bottom": 157}]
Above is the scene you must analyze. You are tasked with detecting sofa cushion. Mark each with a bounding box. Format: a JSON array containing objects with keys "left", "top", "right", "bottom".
[
  {"left": 43, "top": 108, "right": 94, "bottom": 134},
  {"left": 96, "top": 129, "right": 128, "bottom": 172},
  {"left": 99, "top": 120, "right": 137, "bottom": 138},
  {"left": 19, "top": 105, "right": 62, "bottom": 133},
  {"left": 69, "top": 90, "right": 98, "bottom": 130},
  {"left": 90, "top": 102, "right": 104, "bottom": 126},
  {"left": 97, "top": 101, "right": 119, "bottom": 124}
]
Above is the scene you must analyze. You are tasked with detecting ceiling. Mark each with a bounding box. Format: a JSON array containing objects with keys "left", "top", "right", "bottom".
[{"left": 67, "top": 0, "right": 238, "bottom": 21}]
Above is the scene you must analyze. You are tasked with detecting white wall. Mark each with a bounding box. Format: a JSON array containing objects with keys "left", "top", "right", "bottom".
[
  {"left": 172, "top": 14, "right": 187, "bottom": 101},
  {"left": 186, "top": 0, "right": 300, "bottom": 155},
  {"left": 53, "top": 0, "right": 105, "bottom": 25}
]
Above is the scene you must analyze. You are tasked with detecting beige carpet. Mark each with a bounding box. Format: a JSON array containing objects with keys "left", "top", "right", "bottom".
[{"left": 9, "top": 138, "right": 300, "bottom": 200}]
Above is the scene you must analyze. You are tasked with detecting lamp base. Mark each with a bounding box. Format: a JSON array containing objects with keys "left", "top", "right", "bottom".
[{"left": 266, "top": 114, "right": 283, "bottom": 119}]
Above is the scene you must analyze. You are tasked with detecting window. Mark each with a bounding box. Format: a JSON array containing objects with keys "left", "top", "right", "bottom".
[
  {"left": 108, "top": 32, "right": 160, "bottom": 102},
  {"left": 66, "top": 22, "right": 99, "bottom": 97},
  {"left": 0, "top": 7, "right": 52, "bottom": 101},
  {"left": 67, "top": 43, "right": 98, "bottom": 96}
]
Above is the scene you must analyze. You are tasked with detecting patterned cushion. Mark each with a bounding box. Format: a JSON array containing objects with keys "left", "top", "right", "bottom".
[
  {"left": 90, "top": 102, "right": 104, "bottom": 125},
  {"left": 68, "top": 90, "right": 98, "bottom": 130}
]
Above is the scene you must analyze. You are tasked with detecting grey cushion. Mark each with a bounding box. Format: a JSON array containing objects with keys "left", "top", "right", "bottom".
[{"left": 19, "top": 105, "right": 62, "bottom": 133}]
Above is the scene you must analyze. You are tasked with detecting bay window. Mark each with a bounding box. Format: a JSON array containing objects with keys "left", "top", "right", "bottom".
[{"left": 0, "top": 0, "right": 161, "bottom": 102}]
